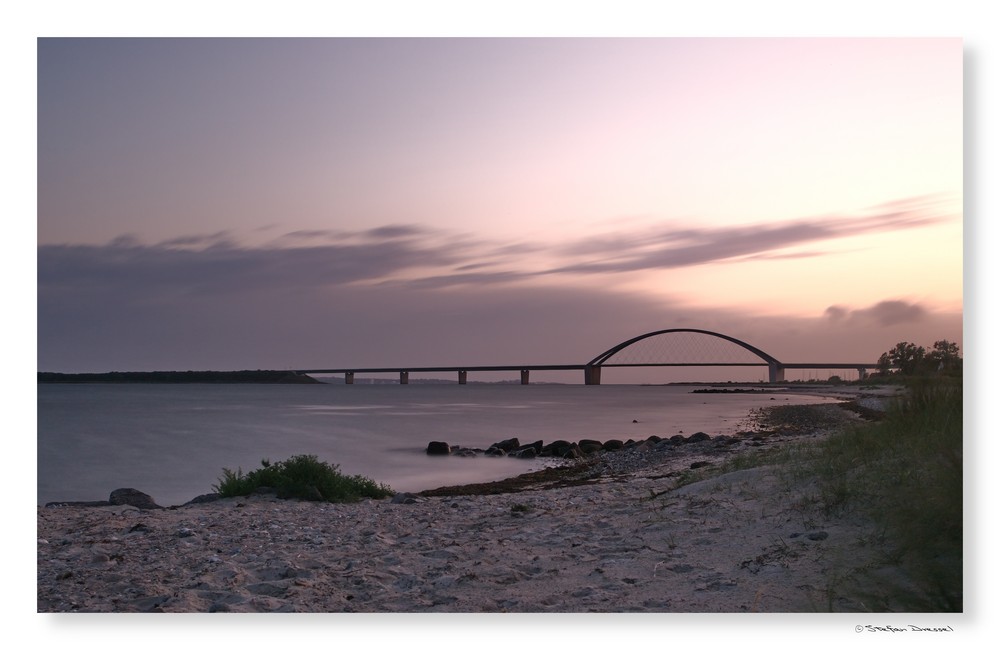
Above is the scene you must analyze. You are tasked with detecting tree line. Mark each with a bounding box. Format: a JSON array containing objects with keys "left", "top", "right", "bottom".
[{"left": 876, "top": 340, "right": 962, "bottom": 376}]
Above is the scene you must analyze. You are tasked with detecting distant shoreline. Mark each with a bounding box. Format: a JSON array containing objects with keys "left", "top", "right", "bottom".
[{"left": 36, "top": 370, "right": 321, "bottom": 384}]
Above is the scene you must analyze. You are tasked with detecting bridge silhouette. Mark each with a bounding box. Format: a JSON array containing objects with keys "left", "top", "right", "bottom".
[{"left": 296, "top": 328, "right": 879, "bottom": 385}]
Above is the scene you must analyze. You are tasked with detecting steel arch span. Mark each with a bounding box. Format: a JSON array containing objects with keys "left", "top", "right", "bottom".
[{"left": 584, "top": 328, "right": 784, "bottom": 384}]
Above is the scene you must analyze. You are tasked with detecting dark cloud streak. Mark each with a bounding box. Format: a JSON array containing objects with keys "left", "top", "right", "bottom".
[
  {"left": 38, "top": 238, "right": 471, "bottom": 297},
  {"left": 546, "top": 198, "right": 951, "bottom": 275},
  {"left": 824, "top": 300, "right": 928, "bottom": 327}
]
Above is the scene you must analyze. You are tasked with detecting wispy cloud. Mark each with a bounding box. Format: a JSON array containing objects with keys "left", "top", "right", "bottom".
[
  {"left": 38, "top": 234, "right": 470, "bottom": 297},
  {"left": 825, "top": 300, "right": 928, "bottom": 326},
  {"left": 38, "top": 195, "right": 957, "bottom": 297},
  {"left": 545, "top": 196, "right": 953, "bottom": 276},
  {"left": 363, "top": 224, "right": 428, "bottom": 240},
  {"left": 156, "top": 231, "right": 235, "bottom": 249}
]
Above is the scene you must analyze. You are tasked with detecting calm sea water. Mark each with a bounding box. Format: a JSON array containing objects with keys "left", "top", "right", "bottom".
[{"left": 37, "top": 383, "right": 835, "bottom": 506}]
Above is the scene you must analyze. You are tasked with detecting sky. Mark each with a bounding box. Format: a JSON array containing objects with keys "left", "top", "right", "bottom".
[{"left": 35, "top": 35, "right": 963, "bottom": 379}]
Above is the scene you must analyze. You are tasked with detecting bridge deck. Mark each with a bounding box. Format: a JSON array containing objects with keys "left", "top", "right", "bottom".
[
  {"left": 295, "top": 364, "right": 589, "bottom": 374},
  {"left": 296, "top": 362, "right": 876, "bottom": 374},
  {"left": 295, "top": 328, "right": 881, "bottom": 384},
  {"left": 295, "top": 361, "right": 879, "bottom": 385}
]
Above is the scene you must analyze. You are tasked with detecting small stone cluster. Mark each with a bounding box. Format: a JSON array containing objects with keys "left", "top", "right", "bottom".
[
  {"left": 425, "top": 432, "right": 718, "bottom": 460},
  {"left": 45, "top": 487, "right": 166, "bottom": 510},
  {"left": 45, "top": 488, "right": 222, "bottom": 511}
]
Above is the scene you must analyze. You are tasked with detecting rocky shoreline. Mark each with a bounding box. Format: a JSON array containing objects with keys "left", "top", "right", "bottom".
[
  {"left": 415, "top": 398, "right": 884, "bottom": 498},
  {"left": 38, "top": 392, "right": 900, "bottom": 613}
]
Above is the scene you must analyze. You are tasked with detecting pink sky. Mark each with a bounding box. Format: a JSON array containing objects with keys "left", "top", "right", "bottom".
[{"left": 35, "top": 37, "right": 963, "bottom": 377}]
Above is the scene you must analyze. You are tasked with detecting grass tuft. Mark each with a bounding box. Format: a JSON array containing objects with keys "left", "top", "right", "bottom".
[{"left": 213, "top": 454, "right": 394, "bottom": 503}]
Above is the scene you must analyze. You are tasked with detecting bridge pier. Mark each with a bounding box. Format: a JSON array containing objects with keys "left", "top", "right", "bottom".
[
  {"left": 345, "top": 371, "right": 354, "bottom": 385},
  {"left": 400, "top": 371, "right": 409, "bottom": 385},
  {"left": 458, "top": 370, "right": 467, "bottom": 384},
  {"left": 520, "top": 370, "right": 530, "bottom": 385},
  {"left": 584, "top": 365, "right": 602, "bottom": 385},
  {"left": 768, "top": 363, "right": 785, "bottom": 383},
  {"left": 858, "top": 367, "right": 868, "bottom": 380}
]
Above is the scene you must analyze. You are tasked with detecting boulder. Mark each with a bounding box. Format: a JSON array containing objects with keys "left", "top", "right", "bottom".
[
  {"left": 184, "top": 493, "right": 221, "bottom": 505},
  {"left": 492, "top": 437, "right": 520, "bottom": 453},
  {"left": 540, "top": 440, "right": 571, "bottom": 457},
  {"left": 514, "top": 447, "right": 537, "bottom": 459},
  {"left": 602, "top": 439, "right": 624, "bottom": 451},
  {"left": 108, "top": 488, "right": 162, "bottom": 510},
  {"left": 515, "top": 440, "right": 543, "bottom": 454},
  {"left": 579, "top": 441, "right": 603, "bottom": 455},
  {"left": 426, "top": 441, "right": 451, "bottom": 455},
  {"left": 686, "top": 432, "right": 712, "bottom": 443}
]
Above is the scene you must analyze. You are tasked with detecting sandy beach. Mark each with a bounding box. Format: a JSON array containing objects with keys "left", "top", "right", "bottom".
[{"left": 37, "top": 388, "right": 912, "bottom": 614}]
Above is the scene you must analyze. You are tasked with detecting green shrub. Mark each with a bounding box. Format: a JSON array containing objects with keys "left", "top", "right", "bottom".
[{"left": 213, "top": 454, "right": 394, "bottom": 502}]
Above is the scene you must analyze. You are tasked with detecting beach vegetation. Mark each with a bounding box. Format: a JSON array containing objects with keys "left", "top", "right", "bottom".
[
  {"left": 658, "top": 376, "right": 962, "bottom": 611},
  {"left": 737, "top": 378, "right": 962, "bottom": 610},
  {"left": 213, "top": 454, "right": 394, "bottom": 502},
  {"left": 804, "top": 378, "right": 962, "bottom": 610}
]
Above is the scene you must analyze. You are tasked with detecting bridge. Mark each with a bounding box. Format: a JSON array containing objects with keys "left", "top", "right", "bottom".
[{"left": 295, "top": 328, "right": 880, "bottom": 385}]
